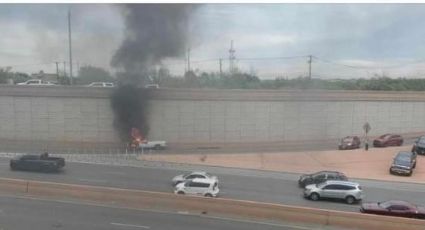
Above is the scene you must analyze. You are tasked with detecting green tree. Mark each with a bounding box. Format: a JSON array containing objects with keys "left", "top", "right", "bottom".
[
  {"left": 0, "top": 67, "right": 12, "bottom": 84},
  {"left": 76, "top": 66, "right": 114, "bottom": 85}
]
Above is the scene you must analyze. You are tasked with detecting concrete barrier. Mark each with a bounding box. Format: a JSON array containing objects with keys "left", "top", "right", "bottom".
[{"left": 0, "top": 177, "right": 424, "bottom": 230}]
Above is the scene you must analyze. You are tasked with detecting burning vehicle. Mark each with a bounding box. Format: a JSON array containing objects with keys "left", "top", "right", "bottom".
[{"left": 129, "top": 128, "right": 166, "bottom": 150}]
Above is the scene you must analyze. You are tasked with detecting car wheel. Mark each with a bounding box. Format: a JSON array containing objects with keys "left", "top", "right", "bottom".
[
  {"left": 10, "top": 163, "right": 16, "bottom": 171},
  {"left": 310, "top": 193, "right": 320, "bottom": 201},
  {"left": 413, "top": 162, "right": 417, "bottom": 169},
  {"left": 389, "top": 168, "right": 393, "bottom": 175},
  {"left": 204, "top": 193, "right": 213, "bottom": 197},
  {"left": 177, "top": 191, "right": 185, "bottom": 195},
  {"left": 408, "top": 171, "right": 413, "bottom": 176},
  {"left": 399, "top": 141, "right": 403, "bottom": 146},
  {"left": 345, "top": 196, "right": 355, "bottom": 204}
]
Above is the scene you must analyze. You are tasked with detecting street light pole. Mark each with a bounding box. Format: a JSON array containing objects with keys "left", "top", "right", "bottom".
[{"left": 68, "top": 7, "right": 73, "bottom": 85}]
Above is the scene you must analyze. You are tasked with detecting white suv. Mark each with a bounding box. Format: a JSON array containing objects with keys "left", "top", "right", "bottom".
[
  {"left": 304, "top": 180, "right": 364, "bottom": 204},
  {"left": 174, "top": 178, "right": 219, "bottom": 197},
  {"left": 17, "top": 79, "right": 55, "bottom": 86}
]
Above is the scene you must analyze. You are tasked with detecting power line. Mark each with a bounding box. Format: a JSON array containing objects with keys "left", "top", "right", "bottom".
[
  {"left": 313, "top": 56, "right": 425, "bottom": 70},
  {"left": 238, "top": 55, "right": 309, "bottom": 61}
]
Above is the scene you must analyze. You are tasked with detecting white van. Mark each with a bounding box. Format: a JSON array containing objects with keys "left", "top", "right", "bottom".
[{"left": 174, "top": 178, "right": 219, "bottom": 197}]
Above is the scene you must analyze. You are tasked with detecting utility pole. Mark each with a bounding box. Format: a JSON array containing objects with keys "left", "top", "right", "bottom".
[
  {"left": 63, "top": 61, "right": 66, "bottom": 77},
  {"left": 187, "top": 48, "right": 191, "bottom": 72},
  {"left": 308, "top": 55, "right": 312, "bottom": 79},
  {"left": 219, "top": 58, "right": 223, "bottom": 77},
  {"left": 76, "top": 62, "right": 80, "bottom": 77},
  {"left": 55, "top": 62, "right": 59, "bottom": 82},
  {"left": 229, "top": 40, "right": 236, "bottom": 74},
  {"left": 68, "top": 7, "right": 73, "bottom": 85}
]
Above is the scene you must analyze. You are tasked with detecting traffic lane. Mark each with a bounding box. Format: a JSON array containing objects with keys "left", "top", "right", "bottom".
[
  {"left": 0, "top": 157, "right": 177, "bottom": 192},
  {"left": 217, "top": 174, "right": 361, "bottom": 212},
  {"left": 0, "top": 195, "right": 311, "bottom": 230},
  {"left": 0, "top": 157, "right": 359, "bottom": 212},
  {"left": 0, "top": 157, "right": 424, "bottom": 214},
  {"left": 159, "top": 136, "right": 419, "bottom": 155}
]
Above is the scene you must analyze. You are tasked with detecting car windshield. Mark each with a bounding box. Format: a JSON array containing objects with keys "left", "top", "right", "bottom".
[
  {"left": 317, "top": 182, "right": 327, "bottom": 188},
  {"left": 418, "top": 137, "right": 425, "bottom": 144},
  {"left": 379, "top": 134, "right": 391, "bottom": 139},
  {"left": 379, "top": 201, "right": 393, "bottom": 209},
  {"left": 342, "top": 137, "right": 353, "bottom": 142},
  {"left": 395, "top": 158, "right": 411, "bottom": 167}
]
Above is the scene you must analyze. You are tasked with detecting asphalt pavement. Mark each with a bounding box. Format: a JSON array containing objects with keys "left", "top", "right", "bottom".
[
  {"left": 0, "top": 157, "right": 424, "bottom": 214},
  {"left": 0, "top": 194, "right": 329, "bottom": 230}
]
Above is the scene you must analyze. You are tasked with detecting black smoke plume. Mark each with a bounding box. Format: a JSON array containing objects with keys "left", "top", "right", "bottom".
[
  {"left": 110, "top": 4, "right": 198, "bottom": 142},
  {"left": 110, "top": 85, "right": 149, "bottom": 142},
  {"left": 111, "top": 4, "right": 198, "bottom": 85}
]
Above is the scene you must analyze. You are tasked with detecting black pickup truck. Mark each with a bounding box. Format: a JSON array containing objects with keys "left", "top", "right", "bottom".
[{"left": 10, "top": 153, "right": 65, "bottom": 172}]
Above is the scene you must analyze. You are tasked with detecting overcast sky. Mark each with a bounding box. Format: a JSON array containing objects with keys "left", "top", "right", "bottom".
[{"left": 2, "top": 3, "right": 425, "bottom": 79}]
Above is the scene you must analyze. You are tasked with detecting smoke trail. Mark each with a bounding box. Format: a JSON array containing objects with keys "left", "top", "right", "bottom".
[
  {"left": 111, "top": 4, "right": 198, "bottom": 85},
  {"left": 110, "top": 85, "right": 149, "bottom": 142},
  {"left": 110, "top": 4, "right": 198, "bottom": 142}
]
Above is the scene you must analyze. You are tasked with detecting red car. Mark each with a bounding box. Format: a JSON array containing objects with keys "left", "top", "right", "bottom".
[
  {"left": 373, "top": 134, "right": 403, "bottom": 147},
  {"left": 360, "top": 200, "right": 425, "bottom": 219}
]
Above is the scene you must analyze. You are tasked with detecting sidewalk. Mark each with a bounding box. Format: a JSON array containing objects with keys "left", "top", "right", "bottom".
[{"left": 140, "top": 145, "right": 425, "bottom": 184}]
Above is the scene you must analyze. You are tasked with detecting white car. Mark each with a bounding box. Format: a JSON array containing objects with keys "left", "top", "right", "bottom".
[
  {"left": 17, "top": 79, "right": 56, "bottom": 86},
  {"left": 87, "top": 82, "right": 114, "bottom": 87},
  {"left": 172, "top": 171, "right": 218, "bottom": 185},
  {"left": 145, "top": 84, "right": 159, "bottom": 89},
  {"left": 174, "top": 178, "right": 219, "bottom": 197}
]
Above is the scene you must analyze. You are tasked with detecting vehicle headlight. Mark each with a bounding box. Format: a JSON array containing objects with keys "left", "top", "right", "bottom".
[{"left": 347, "top": 143, "right": 352, "bottom": 145}]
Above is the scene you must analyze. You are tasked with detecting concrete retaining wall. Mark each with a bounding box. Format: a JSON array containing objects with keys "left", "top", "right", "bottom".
[
  {"left": 0, "top": 177, "right": 423, "bottom": 230},
  {"left": 1, "top": 85, "right": 425, "bottom": 150}
]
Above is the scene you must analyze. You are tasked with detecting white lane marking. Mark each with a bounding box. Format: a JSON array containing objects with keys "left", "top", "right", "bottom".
[
  {"left": 0, "top": 194, "right": 328, "bottom": 230},
  {"left": 111, "top": 223, "right": 150, "bottom": 229},
  {"left": 202, "top": 215, "right": 317, "bottom": 230},
  {"left": 105, "top": 171, "right": 126, "bottom": 176},
  {"left": 78, "top": 178, "right": 107, "bottom": 183}
]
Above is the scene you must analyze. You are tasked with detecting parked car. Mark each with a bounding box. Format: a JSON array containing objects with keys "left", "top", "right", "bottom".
[
  {"left": 10, "top": 153, "right": 65, "bottom": 172},
  {"left": 298, "top": 171, "right": 348, "bottom": 188},
  {"left": 174, "top": 178, "right": 219, "bottom": 197},
  {"left": 412, "top": 136, "right": 425, "bottom": 155},
  {"left": 17, "top": 79, "right": 56, "bottom": 86},
  {"left": 373, "top": 134, "right": 403, "bottom": 147},
  {"left": 360, "top": 200, "right": 425, "bottom": 219},
  {"left": 304, "top": 180, "right": 364, "bottom": 204},
  {"left": 172, "top": 171, "right": 218, "bottom": 186},
  {"left": 389, "top": 151, "right": 417, "bottom": 176},
  {"left": 87, "top": 82, "right": 114, "bottom": 87},
  {"left": 338, "top": 136, "right": 361, "bottom": 150}
]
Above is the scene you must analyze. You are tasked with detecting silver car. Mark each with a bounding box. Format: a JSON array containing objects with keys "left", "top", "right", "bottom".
[{"left": 304, "top": 180, "right": 364, "bottom": 204}]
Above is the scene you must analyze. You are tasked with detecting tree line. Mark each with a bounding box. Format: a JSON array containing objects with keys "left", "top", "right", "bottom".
[{"left": 3, "top": 65, "right": 425, "bottom": 91}]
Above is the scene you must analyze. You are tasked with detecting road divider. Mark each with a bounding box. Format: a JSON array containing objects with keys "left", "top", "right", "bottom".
[{"left": 0, "top": 177, "right": 423, "bottom": 230}]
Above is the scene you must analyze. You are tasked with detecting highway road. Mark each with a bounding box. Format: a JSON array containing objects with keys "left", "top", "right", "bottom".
[
  {"left": 0, "top": 157, "right": 424, "bottom": 214},
  {"left": 0, "top": 195, "right": 319, "bottom": 230}
]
